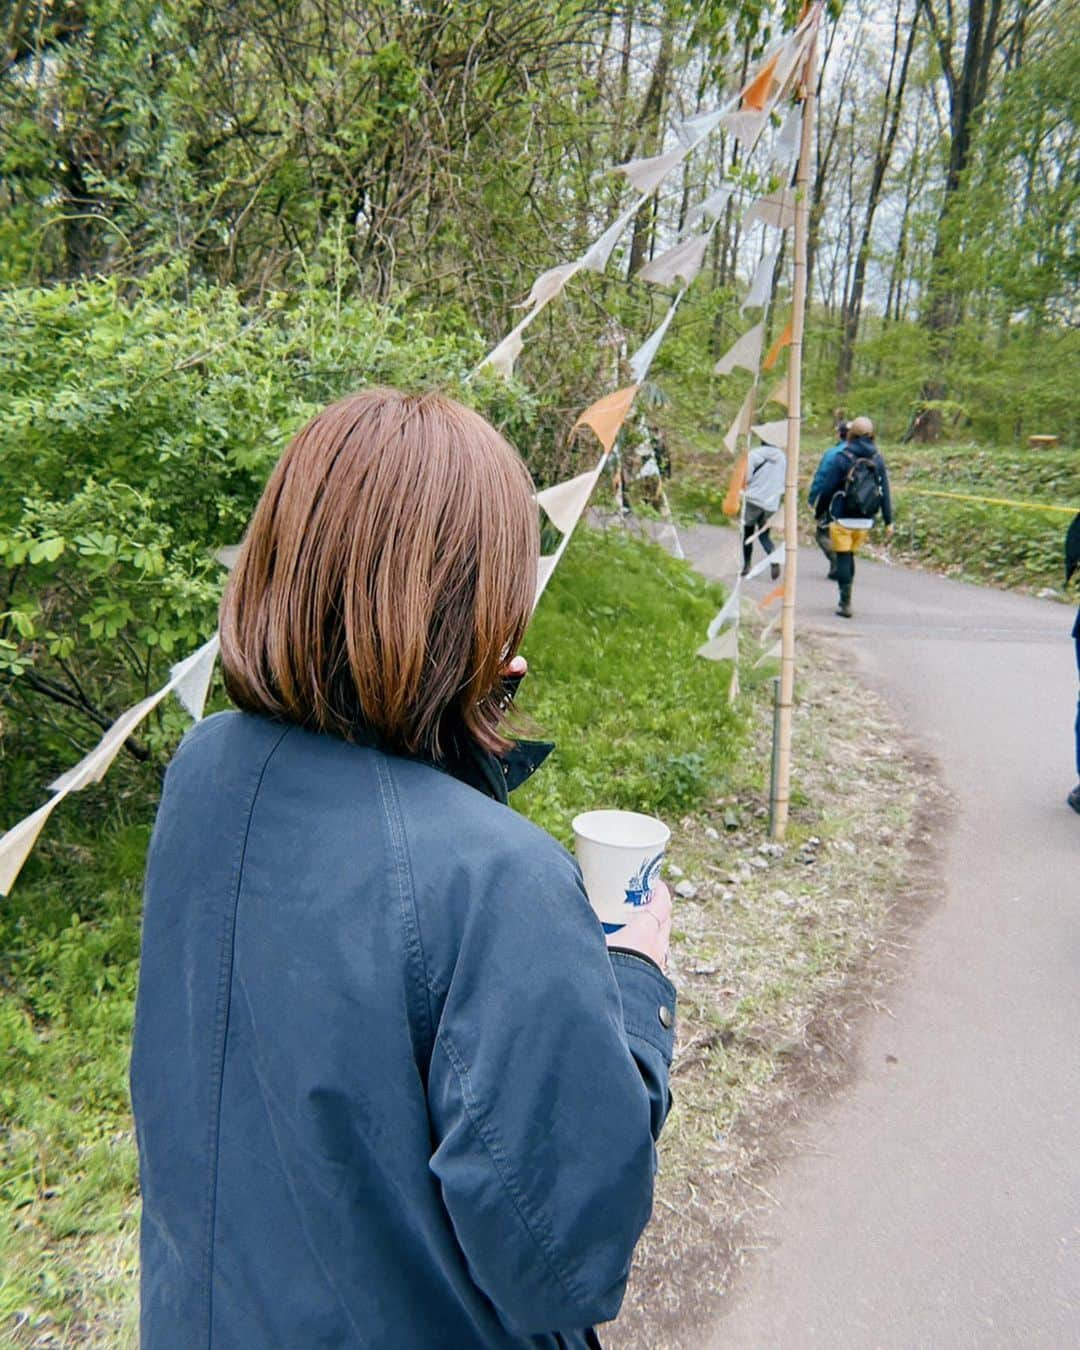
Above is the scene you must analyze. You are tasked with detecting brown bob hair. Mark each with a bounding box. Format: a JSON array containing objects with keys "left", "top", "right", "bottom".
[{"left": 219, "top": 388, "right": 539, "bottom": 760}]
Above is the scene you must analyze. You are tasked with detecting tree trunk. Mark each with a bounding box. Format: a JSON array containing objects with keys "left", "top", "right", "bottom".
[{"left": 627, "top": 10, "right": 674, "bottom": 277}]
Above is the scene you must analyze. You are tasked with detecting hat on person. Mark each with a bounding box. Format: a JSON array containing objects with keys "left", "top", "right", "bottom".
[{"left": 848, "top": 416, "right": 874, "bottom": 438}]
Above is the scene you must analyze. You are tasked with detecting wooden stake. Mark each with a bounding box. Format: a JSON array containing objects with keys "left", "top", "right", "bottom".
[{"left": 772, "top": 9, "right": 819, "bottom": 841}]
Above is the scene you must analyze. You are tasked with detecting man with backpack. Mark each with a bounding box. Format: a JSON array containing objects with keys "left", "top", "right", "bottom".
[
  {"left": 811, "top": 415, "right": 894, "bottom": 618},
  {"left": 808, "top": 420, "right": 849, "bottom": 578}
]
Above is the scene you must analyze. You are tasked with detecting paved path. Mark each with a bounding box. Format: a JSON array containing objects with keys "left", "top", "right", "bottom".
[{"left": 681, "top": 526, "right": 1080, "bottom": 1350}]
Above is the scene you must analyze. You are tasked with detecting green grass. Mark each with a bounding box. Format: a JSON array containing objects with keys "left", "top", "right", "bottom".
[
  {"left": 1, "top": 525, "right": 746, "bottom": 1341},
  {"left": 883, "top": 443, "right": 1080, "bottom": 594}
]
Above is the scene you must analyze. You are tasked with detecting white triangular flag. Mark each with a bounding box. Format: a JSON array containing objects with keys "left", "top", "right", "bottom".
[
  {"left": 535, "top": 554, "right": 559, "bottom": 600},
  {"left": 628, "top": 296, "right": 682, "bottom": 383},
  {"left": 706, "top": 590, "right": 741, "bottom": 640},
  {"left": 774, "top": 28, "right": 811, "bottom": 93},
  {"left": 741, "top": 248, "right": 778, "bottom": 312},
  {"left": 517, "top": 262, "right": 580, "bottom": 310},
  {"left": 746, "top": 542, "right": 786, "bottom": 579},
  {"left": 754, "top": 639, "right": 783, "bottom": 667},
  {"left": 720, "top": 109, "right": 768, "bottom": 150},
  {"left": 752, "top": 419, "right": 790, "bottom": 449},
  {"left": 714, "top": 322, "right": 764, "bottom": 377},
  {"left": 762, "top": 374, "right": 789, "bottom": 408},
  {"left": 481, "top": 326, "right": 526, "bottom": 379},
  {"left": 581, "top": 202, "right": 639, "bottom": 273},
  {"left": 723, "top": 387, "right": 756, "bottom": 454},
  {"left": 772, "top": 105, "right": 802, "bottom": 165},
  {"left": 170, "top": 633, "right": 220, "bottom": 721},
  {"left": 697, "top": 626, "right": 739, "bottom": 662},
  {"left": 760, "top": 612, "right": 780, "bottom": 644},
  {"left": 0, "top": 797, "right": 63, "bottom": 896},
  {"left": 637, "top": 233, "right": 709, "bottom": 288},
  {"left": 215, "top": 544, "right": 241, "bottom": 570},
  {"left": 674, "top": 108, "right": 726, "bottom": 148},
  {"left": 614, "top": 147, "right": 686, "bottom": 197},
  {"left": 48, "top": 689, "right": 171, "bottom": 795},
  {"left": 686, "top": 185, "right": 733, "bottom": 227},
  {"left": 536, "top": 470, "right": 599, "bottom": 536},
  {"left": 744, "top": 189, "right": 797, "bottom": 231},
  {"left": 658, "top": 520, "right": 685, "bottom": 560}
]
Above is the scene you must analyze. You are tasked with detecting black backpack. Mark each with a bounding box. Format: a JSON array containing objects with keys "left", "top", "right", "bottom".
[{"left": 839, "top": 450, "right": 884, "bottom": 519}]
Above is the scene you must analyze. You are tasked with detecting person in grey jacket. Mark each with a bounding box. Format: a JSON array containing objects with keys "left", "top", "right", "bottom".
[
  {"left": 742, "top": 440, "right": 786, "bottom": 580},
  {"left": 130, "top": 388, "right": 676, "bottom": 1349}
]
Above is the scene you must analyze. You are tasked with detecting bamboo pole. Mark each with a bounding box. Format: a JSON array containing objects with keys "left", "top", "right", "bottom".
[{"left": 771, "top": 9, "right": 819, "bottom": 841}]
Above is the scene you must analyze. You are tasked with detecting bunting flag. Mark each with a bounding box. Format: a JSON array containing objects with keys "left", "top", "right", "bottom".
[
  {"left": 536, "top": 554, "right": 559, "bottom": 596},
  {"left": 637, "top": 454, "right": 660, "bottom": 480},
  {"left": 0, "top": 799, "right": 59, "bottom": 898},
  {"left": 722, "top": 452, "right": 748, "bottom": 515},
  {"left": 758, "top": 582, "right": 785, "bottom": 610},
  {"left": 628, "top": 295, "right": 682, "bottom": 383},
  {"left": 720, "top": 108, "right": 768, "bottom": 150},
  {"left": 572, "top": 385, "right": 639, "bottom": 453},
  {"left": 706, "top": 589, "right": 741, "bottom": 639},
  {"left": 752, "top": 418, "right": 790, "bottom": 448},
  {"left": 517, "top": 261, "right": 580, "bottom": 310},
  {"left": 760, "top": 611, "right": 780, "bottom": 643},
  {"left": 741, "top": 248, "right": 779, "bottom": 312},
  {"left": 744, "top": 188, "right": 798, "bottom": 231},
  {"left": 762, "top": 317, "right": 793, "bottom": 371},
  {"left": 728, "top": 664, "right": 740, "bottom": 704},
  {"left": 1, "top": 632, "right": 221, "bottom": 896},
  {"left": 480, "top": 323, "right": 527, "bottom": 379},
  {"left": 686, "top": 185, "right": 733, "bottom": 227},
  {"left": 637, "top": 233, "right": 709, "bottom": 288},
  {"left": 615, "top": 147, "right": 687, "bottom": 196},
  {"left": 714, "top": 322, "right": 764, "bottom": 377},
  {"left": 741, "top": 53, "right": 780, "bottom": 111},
  {"left": 772, "top": 105, "right": 803, "bottom": 165},
  {"left": 723, "top": 387, "right": 756, "bottom": 454},
  {"left": 696, "top": 626, "right": 739, "bottom": 663},
  {"left": 674, "top": 108, "right": 727, "bottom": 148},
  {"left": 581, "top": 202, "right": 640, "bottom": 272},
  {"left": 762, "top": 374, "right": 790, "bottom": 408},
  {"left": 745, "top": 542, "right": 786, "bottom": 579},
  {"left": 536, "top": 469, "right": 602, "bottom": 535},
  {"left": 754, "top": 639, "right": 783, "bottom": 667},
  {"left": 215, "top": 544, "right": 241, "bottom": 570}
]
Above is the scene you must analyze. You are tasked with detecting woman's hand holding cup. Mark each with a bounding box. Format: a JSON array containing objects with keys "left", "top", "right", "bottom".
[{"left": 604, "top": 879, "right": 672, "bottom": 971}]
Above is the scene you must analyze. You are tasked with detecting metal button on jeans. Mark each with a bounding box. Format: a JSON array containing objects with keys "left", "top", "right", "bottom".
[{"left": 658, "top": 1005, "right": 674, "bottom": 1029}]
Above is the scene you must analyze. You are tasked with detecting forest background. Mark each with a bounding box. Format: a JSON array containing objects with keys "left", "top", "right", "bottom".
[{"left": 1, "top": 0, "right": 1078, "bottom": 1337}]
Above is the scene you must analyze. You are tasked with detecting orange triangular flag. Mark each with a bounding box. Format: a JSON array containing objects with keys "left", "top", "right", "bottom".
[
  {"left": 742, "top": 53, "right": 779, "bottom": 111},
  {"left": 722, "top": 452, "right": 748, "bottom": 516},
  {"left": 757, "top": 582, "right": 784, "bottom": 610},
  {"left": 572, "top": 385, "right": 639, "bottom": 454},
  {"left": 762, "top": 317, "right": 793, "bottom": 371}
]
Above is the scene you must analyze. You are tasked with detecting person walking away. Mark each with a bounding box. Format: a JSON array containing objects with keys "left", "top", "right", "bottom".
[
  {"left": 813, "top": 415, "right": 894, "bottom": 618},
  {"left": 130, "top": 388, "right": 676, "bottom": 1349},
  {"left": 1066, "top": 512, "right": 1080, "bottom": 814},
  {"left": 742, "top": 440, "right": 786, "bottom": 580},
  {"left": 808, "top": 421, "right": 848, "bottom": 578}
]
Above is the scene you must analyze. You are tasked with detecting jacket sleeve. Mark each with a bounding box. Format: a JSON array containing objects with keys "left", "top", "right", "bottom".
[
  {"left": 424, "top": 840, "right": 675, "bottom": 1336},
  {"left": 877, "top": 454, "right": 894, "bottom": 525},
  {"left": 808, "top": 447, "right": 835, "bottom": 507}
]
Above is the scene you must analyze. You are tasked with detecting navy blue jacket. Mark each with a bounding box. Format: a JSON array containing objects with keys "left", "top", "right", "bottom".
[
  {"left": 812, "top": 435, "right": 894, "bottom": 526},
  {"left": 807, "top": 440, "right": 846, "bottom": 520},
  {"left": 131, "top": 711, "right": 676, "bottom": 1348}
]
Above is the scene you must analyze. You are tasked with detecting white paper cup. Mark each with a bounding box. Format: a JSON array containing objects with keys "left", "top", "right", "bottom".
[{"left": 572, "top": 809, "right": 671, "bottom": 933}]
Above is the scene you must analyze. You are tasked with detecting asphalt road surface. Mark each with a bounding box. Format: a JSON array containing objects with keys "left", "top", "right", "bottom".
[{"left": 680, "top": 526, "right": 1079, "bottom": 1350}]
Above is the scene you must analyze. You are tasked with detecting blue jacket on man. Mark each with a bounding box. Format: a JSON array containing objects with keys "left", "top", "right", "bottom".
[
  {"left": 808, "top": 440, "right": 846, "bottom": 520},
  {"left": 131, "top": 711, "right": 676, "bottom": 1348},
  {"left": 810, "top": 434, "right": 894, "bottom": 526}
]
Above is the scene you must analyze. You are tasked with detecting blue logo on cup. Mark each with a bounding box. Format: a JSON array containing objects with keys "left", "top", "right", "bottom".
[{"left": 624, "top": 852, "right": 664, "bottom": 907}]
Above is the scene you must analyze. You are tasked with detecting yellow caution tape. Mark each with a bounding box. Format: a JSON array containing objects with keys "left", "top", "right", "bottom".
[{"left": 901, "top": 486, "right": 1078, "bottom": 516}]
